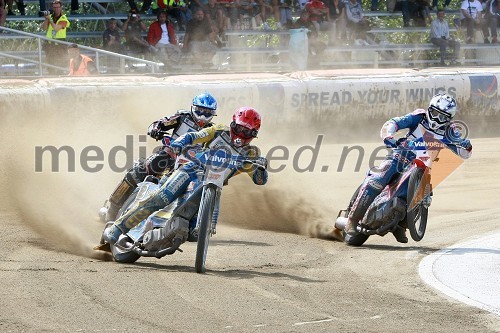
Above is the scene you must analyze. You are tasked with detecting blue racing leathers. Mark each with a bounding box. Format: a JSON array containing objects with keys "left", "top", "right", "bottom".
[
  {"left": 348, "top": 109, "right": 472, "bottom": 223},
  {"left": 113, "top": 124, "right": 268, "bottom": 232}
]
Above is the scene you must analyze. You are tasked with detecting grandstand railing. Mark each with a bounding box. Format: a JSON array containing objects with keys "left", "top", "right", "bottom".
[{"left": 0, "top": 26, "right": 161, "bottom": 76}]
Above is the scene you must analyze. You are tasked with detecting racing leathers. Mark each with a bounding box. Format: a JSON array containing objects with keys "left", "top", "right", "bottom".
[
  {"left": 104, "top": 110, "right": 212, "bottom": 221},
  {"left": 347, "top": 109, "right": 472, "bottom": 242},
  {"left": 105, "top": 124, "right": 268, "bottom": 244}
]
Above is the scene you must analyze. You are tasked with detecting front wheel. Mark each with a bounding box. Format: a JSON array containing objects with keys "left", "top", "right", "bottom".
[
  {"left": 406, "top": 167, "right": 429, "bottom": 242},
  {"left": 195, "top": 186, "right": 216, "bottom": 273}
]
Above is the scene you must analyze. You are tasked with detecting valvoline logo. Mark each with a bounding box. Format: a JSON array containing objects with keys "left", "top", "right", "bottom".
[
  {"left": 206, "top": 148, "right": 231, "bottom": 171},
  {"left": 410, "top": 137, "right": 427, "bottom": 150}
]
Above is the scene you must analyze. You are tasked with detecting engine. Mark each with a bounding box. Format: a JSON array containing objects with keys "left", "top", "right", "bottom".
[{"left": 142, "top": 217, "right": 189, "bottom": 251}]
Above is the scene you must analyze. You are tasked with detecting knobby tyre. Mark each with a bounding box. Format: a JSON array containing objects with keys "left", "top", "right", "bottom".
[
  {"left": 344, "top": 184, "right": 369, "bottom": 246},
  {"left": 195, "top": 186, "right": 216, "bottom": 273},
  {"left": 406, "top": 167, "right": 428, "bottom": 241}
]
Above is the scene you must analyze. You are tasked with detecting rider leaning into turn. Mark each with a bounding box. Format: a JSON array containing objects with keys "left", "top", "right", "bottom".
[
  {"left": 104, "top": 106, "right": 268, "bottom": 245},
  {"left": 103, "top": 92, "right": 218, "bottom": 222},
  {"left": 345, "top": 93, "right": 473, "bottom": 243}
]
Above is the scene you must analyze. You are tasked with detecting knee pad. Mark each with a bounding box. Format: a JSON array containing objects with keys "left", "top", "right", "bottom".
[
  {"left": 158, "top": 169, "right": 192, "bottom": 204},
  {"left": 349, "top": 179, "right": 385, "bottom": 221}
]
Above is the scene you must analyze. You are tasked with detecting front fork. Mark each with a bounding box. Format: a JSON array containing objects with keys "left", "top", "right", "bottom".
[{"left": 193, "top": 186, "right": 221, "bottom": 237}]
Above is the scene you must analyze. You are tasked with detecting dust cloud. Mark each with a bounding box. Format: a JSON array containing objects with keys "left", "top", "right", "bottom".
[{"left": 0, "top": 92, "right": 364, "bottom": 260}]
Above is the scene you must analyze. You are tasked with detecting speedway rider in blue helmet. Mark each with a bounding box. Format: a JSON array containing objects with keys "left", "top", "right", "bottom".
[
  {"left": 101, "top": 92, "right": 218, "bottom": 222},
  {"left": 345, "top": 93, "right": 473, "bottom": 243},
  {"left": 103, "top": 106, "right": 268, "bottom": 245}
]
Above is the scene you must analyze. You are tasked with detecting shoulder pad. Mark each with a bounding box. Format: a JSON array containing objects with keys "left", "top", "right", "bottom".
[
  {"left": 175, "top": 109, "right": 191, "bottom": 116},
  {"left": 411, "top": 108, "right": 427, "bottom": 116},
  {"left": 213, "top": 123, "right": 229, "bottom": 131}
]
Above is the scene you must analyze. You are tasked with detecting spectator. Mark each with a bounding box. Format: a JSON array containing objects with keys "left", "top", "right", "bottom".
[
  {"left": 67, "top": 43, "right": 98, "bottom": 75},
  {"left": 238, "top": 0, "right": 260, "bottom": 29},
  {"left": 291, "top": 10, "right": 327, "bottom": 64},
  {"left": 218, "top": 0, "right": 239, "bottom": 30},
  {"left": 259, "top": 0, "right": 279, "bottom": 26},
  {"left": 484, "top": 0, "right": 499, "bottom": 43},
  {"left": 41, "top": 0, "right": 70, "bottom": 75},
  {"left": 183, "top": 8, "right": 217, "bottom": 67},
  {"left": 6, "top": 0, "right": 25, "bottom": 15},
  {"left": 304, "top": 0, "right": 331, "bottom": 31},
  {"left": 345, "top": 0, "right": 370, "bottom": 42},
  {"left": 103, "top": 18, "right": 124, "bottom": 53},
  {"left": 147, "top": 11, "right": 182, "bottom": 69},
  {"left": 430, "top": 8, "right": 460, "bottom": 65},
  {"left": 123, "top": 9, "right": 150, "bottom": 54},
  {"left": 459, "top": 0, "right": 488, "bottom": 43},
  {"left": 167, "top": 0, "right": 192, "bottom": 31},
  {"left": 324, "top": 0, "right": 346, "bottom": 42},
  {"left": 409, "top": 0, "right": 431, "bottom": 27},
  {"left": 278, "top": 0, "right": 293, "bottom": 28},
  {"left": 206, "top": 0, "right": 227, "bottom": 39},
  {"left": 393, "top": 0, "right": 411, "bottom": 27},
  {"left": 1, "top": 0, "right": 6, "bottom": 27}
]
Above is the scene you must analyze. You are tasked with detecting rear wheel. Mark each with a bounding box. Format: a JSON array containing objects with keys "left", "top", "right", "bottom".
[
  {"left": 195, "top": 186, "right": 216, "bottom": 274},
  {"left": 406, "top": 168, "right": 429, "bottom": 242},
  {"left": 343, "top": 185, "right": 370, "bottom": 246}
]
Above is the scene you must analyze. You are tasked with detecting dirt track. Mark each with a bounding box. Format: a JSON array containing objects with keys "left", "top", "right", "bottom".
[{"left": 1, "top": 127, "right": 499, "bottom": 332}]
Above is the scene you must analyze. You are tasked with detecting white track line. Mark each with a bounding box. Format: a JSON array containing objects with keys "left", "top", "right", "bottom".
[{"left": 419, "top": 232, "right": 500, "bottom": 316}]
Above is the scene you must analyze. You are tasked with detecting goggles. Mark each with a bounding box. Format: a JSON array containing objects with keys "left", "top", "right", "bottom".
[
  {"left": 231, "top": 122, "right": 258, "bottom": 139},
  {"left": 193, "top": 106, "right": 215, "bottom": 118},
  {"left": 428, "top": 107, "right": 451, "bottom": 124}
]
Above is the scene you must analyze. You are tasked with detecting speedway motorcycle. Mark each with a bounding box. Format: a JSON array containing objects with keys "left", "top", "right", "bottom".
[
  {"left": 334, "top": 124, "right": 455, "bottom": 246},
  {"left": 96, "top": 132, "right": 264, "bottom": 273}
]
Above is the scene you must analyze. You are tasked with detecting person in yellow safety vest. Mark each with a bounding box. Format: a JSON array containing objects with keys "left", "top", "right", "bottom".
[
  {"left": 41, "top": 0, "right": 70, "bottom": 75},
  {"left": 151, "top": 0, "right": 191, "bottom": 30},
  {"left": 67, "top": 43, "right": 98, "bottom": 76}
]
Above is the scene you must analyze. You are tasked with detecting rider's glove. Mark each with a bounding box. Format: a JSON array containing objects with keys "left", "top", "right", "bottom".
[
  {"left": 148, "top": 121, "right": 164, "bottom": 140},
  {"left": 383, "top": 136, "right": 398, "bottom": 148},
  {"left": 170, "top": 141, "right": 182, "bottom": 155}
]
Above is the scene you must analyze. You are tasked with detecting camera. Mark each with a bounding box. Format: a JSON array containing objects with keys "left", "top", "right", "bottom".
[
  {"left": 131, "top": 13, "right": 137, "bottom": 18},
  {"left": 38, "top": 10, "right": 51, "bottom": 17}
]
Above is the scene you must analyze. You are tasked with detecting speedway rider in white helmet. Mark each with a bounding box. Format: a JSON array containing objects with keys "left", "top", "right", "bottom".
[{"left": 345, "top": 93, "right": 472, "bottom": 243}]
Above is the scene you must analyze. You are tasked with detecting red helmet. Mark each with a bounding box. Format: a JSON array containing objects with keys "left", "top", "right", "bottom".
[{"left": 230, "top": 107, "right": 261, "bottom": 147}]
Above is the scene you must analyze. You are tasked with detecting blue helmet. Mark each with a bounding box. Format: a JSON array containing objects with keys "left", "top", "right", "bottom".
[{"left": 191, "top": 92, "right": 217, "bottom": 127}]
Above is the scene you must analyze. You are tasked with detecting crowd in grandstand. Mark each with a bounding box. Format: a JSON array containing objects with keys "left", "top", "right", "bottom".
[{"left": 0, "top": 0, "right": 498, "bottom": 73}]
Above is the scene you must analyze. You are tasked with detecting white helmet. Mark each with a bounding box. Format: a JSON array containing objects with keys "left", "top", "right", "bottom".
[{"left": 426, "top": 94, "right": 457, "bottom": 130}]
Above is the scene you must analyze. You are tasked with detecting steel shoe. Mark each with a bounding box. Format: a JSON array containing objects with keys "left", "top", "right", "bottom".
[{"left": 392, "top": 225, "right": 408, "bottom": 243}]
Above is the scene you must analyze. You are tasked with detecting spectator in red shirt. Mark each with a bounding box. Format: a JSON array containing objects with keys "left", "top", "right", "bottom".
[
  {"left": 147, "top": 11, "right": 182, "bottom": 69},
  {"left": 305, "top": 0, "right": 332, "bottom": 31}
]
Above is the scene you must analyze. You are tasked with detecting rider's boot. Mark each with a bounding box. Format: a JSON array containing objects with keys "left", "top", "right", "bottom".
[
  {"left": 392, "top": 225, "right": 408, "bottom": 243},
  {"left": 104, "top": 166, "right": 144, "bottom": 221},
  {"left": 344, "top": 217, "right": 359, "bottom": 235},
  {"left": 103, "top": 224, "right": 128, "bottom": 245}
]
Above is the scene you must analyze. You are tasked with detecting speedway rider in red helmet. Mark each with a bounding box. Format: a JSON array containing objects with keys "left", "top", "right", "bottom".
[
  {"left": 101, "top": 92, "right": 218, "bottom": 222},
  {"left": 104, "top": 106, "right": 268, "bottom": 244}
]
